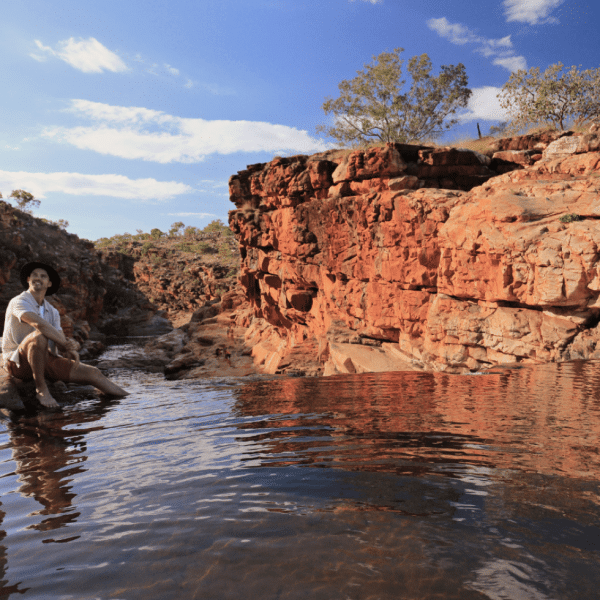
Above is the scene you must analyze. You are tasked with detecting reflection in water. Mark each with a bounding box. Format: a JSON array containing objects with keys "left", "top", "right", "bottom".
[
  {"left": 13, "top": 400, "right": 118, "bottom": 530},
  {"left": 0, "top": 397, "right": 118, "bottom": 597},
  {"left": 8, "top": 401, "right": 116, "bottom": 534},
  {"left": 0, "top": 352, "right": 597, "bottom": 600},
  {"left": 232, "top": 362, "right": 600, "bottom": 479}
]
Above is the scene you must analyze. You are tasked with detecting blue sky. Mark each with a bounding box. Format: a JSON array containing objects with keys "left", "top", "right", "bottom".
[{"left": 0, "top": 0, "right": 597, "bottom": 240}]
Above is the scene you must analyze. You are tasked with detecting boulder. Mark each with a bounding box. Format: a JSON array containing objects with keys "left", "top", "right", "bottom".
[
  {"left": 332, "top": 145, "right": 407, "bottom": 183},
  {"left": 491, "top": 150, "right": 537, "bottom": 166},
  {"left": 325, "top": 342, "right": 417, "bottom": 375},
  {"left": 0, "top": 367, "right": 25, "bottom": 410},
  {"left": 542, "top": 134, "right": 600, "bottom": 159}
]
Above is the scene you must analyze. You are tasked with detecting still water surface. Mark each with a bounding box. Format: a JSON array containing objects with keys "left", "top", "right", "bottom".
[{"left": 0, "top": 344, "right": 599, "bottom": 599}]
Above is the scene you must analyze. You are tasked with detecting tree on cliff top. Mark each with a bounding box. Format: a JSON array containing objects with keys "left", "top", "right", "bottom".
[
  {"left": 8, "top": 189, "right": 40, "bottom": 214},
  {"left": 317, "top": 48, "right": 471, "bottom": 146},
  {"left": 498, "top": 63, "right": 600, "bottom": 132}
]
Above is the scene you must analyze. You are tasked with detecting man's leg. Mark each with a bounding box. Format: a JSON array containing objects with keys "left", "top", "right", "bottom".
[
  {"left": 21, "top": 331, "right": 59, "bottom": 408},
  {"left": 67, "top": 362, "right": 128, "bottom": 396}
]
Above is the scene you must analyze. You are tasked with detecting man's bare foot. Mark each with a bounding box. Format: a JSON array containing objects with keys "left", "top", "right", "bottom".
[
  {"left": 36, "top": 390, "right": 59, "bottom": 408},
  {"left": 99, "top": 382, "right": 129, "bottom": 397},
  {"left": 96, "top": 377, "right": 129, "bottom": 397}
]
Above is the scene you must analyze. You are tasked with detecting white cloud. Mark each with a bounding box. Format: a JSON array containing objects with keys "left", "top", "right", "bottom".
[
  {"left": 459, "top": 86, "right": 510, "bottom": 122},
  {"left": 29, "top": 51, "right": 48, "bottom": 63},
  {"left": 350, "top": 0, "right": 383, "bottom": 4},
  {"left": 426, "top": 17, "right": 479, "bottom": 44},
  {"left": 503, "top": 0, "right": 563, "bottom": 24},
  {"left": 63, "top": 99, "right": 172, "bottom": 125},
  {"left": 31, "top": 37, "right": 127, "bottom": 73},
  {"left": 166, "top": 212, "right": 219, "bottom": 218},
  {"left": 43, "top": 99, "right": 330, "bottom": 163},
  {"left": 427, "top": 17, "right": 527, "bottom": 72},
  {"left": 478, "top": 35, "right": 513, "bottom": 58},
  {"left": 493, "top": 55, "right": 527, "bottom": 72},
  {"left": 128, "top": 52, "right": 191, "bottom": 85},
  {"left": 0, "top": 170, "right": 191, "bottom": 201}
]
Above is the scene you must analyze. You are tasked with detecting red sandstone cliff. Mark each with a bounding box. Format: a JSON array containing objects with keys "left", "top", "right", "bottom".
[{"left": 227, "top": 131, "right": 600, "bottom": 375}]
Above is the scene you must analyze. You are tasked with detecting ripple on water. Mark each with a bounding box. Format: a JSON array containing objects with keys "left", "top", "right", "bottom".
[{"left": 0, "top": 349, "right": 598, "bottom": 599}]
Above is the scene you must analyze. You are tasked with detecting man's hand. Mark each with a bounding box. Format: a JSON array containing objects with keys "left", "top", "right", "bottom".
[{"left": 62, "top": 339, "right": 81, "bottom": 365}]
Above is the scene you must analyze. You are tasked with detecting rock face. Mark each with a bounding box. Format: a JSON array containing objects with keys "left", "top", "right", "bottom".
[
  {"left": 127, "top": 248, "right": 237, "bottom": 316},
  {"left": 228, "top": 135, "right": 600, "bottom": 375},
  {"left": 97, "top": 233, "right": 240, "bottom": 324}
]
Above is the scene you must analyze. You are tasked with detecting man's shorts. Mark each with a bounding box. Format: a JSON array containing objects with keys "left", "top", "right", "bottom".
[{"left": 6, "top": 350, "right": 75, "bottom": 382}]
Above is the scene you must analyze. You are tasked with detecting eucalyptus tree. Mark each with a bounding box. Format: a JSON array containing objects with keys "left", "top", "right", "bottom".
[
  {"left": 318, "top": 48, "right": 472, "bottom": 146},
  {"left": 498, "top": 63, "right": 600, "bottom": 132},
  {"left": 9, "top": 189, "right": 40, "bottom": 213}
]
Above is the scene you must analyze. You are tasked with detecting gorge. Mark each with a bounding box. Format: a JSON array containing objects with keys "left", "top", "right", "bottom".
[{"left": 3, "top": 129, "right": 600, "bottom": 394}]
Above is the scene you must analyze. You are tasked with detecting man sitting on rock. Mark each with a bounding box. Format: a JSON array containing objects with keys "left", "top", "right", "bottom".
[{"left": 1, "top": 262, "right": 128, "bottom": 408}]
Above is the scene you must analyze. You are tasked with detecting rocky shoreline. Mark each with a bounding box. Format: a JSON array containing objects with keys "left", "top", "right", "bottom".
[{"left": 0, "top": 203, "right": 247, "bottom": 406}]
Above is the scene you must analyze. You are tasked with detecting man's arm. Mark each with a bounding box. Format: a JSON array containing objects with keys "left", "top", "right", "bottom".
[{"left": 20, "top": 312, "right": 79, "bottom": 361}]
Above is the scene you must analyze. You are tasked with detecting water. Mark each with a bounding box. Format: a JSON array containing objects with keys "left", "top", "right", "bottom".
[{"left": 0, "top": 345, "right": 599, "bottom": 599}]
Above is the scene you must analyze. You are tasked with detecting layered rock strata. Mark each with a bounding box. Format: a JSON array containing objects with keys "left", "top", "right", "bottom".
[{"left": 228, "top": 135, "right": 600, "bottom": 375}]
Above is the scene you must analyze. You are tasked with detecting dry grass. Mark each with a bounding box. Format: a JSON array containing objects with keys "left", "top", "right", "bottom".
[
  {"left": 446, "top": 122, "right": 592, "bottom": 155},
  {"left": 300, "top": 122, "right": 595, "bottom": 164},
  {"left": 434, "top": 136, "right": 499, "bottom": 154}
]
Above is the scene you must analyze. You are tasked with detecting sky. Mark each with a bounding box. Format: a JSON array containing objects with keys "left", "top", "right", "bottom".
[{"left": 0, "top": 0, "right": 598, "bottom": 241}]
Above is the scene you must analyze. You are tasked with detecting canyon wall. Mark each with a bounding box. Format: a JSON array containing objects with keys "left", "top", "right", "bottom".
[
  {"left": 101, "top": 237, "right": 239, "bottom": 319},
  {"left": 228, "top": 132, "right": 600, "bottom": 375}
]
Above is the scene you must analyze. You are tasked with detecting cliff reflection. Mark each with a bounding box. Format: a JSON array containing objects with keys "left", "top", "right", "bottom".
[{"left": 232, "top": 361, "right": 600, "bottom": 480}]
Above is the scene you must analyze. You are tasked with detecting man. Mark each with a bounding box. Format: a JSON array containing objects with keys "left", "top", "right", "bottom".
[{"left": 2, "top": 261, "right": 128, "bottom": 408}]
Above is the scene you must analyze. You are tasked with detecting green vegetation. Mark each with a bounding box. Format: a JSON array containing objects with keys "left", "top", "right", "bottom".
[
  {"left": 10, "top": 189, "right": 40, "bottom": 212},
  {"left": 498, "top": 63, "right": 600, "bottom": 133},
  {"left": 94, "top": 219, "right": 238, "bottom": 266},
  {"left": 318, "top": 47, "right": 471, "bottom": 146},
  {"left": 40, "top": 218, "right": 70, "bottom": 230},
  {"left": 2, "top": 188, "right": 68, "bottom": 229},
  {"left": 0, "top": 189, "right": 40, "bottom": 215},
  {"left": 184, "top": 226, "right": 199, "bottom": 238},
  {"left": 140, "top": 241, "right": 154, "bottom": 256},
  {"left": 174, "top": 241, "right": 215, "bottom": 254},
  {"left": 169, "top": 221, "right": 185, "bottom": 237},
  {"left": 559, "top": 213, "right": 583, "bottom": 223},
  {"left": 203, "top": 219, "right": 234, "bottom": 236}
]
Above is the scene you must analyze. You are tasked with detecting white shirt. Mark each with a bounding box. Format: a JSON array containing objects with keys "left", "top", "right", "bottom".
[{"left": 1, "top": 291, "right": 62, "bottom": 367}]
